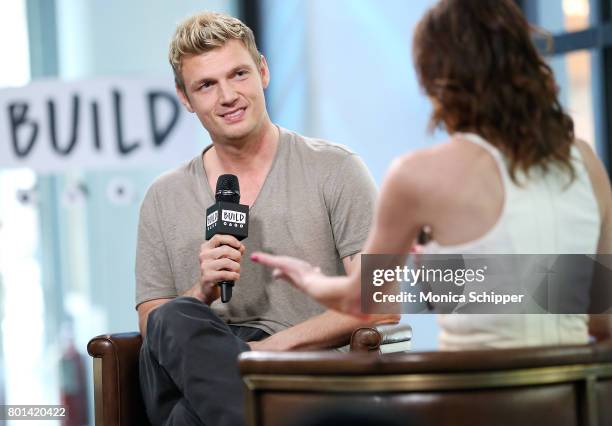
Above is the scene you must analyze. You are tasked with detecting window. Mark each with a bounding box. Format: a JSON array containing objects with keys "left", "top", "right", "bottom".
[
  {"left": 0, "top": 0, "right": 53, "bottom": 418},
  {"left": 520, "top": 0, "right": 612, "bottom": 174}
]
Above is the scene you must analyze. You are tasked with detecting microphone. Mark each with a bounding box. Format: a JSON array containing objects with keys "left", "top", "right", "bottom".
[{"left": 205, "top": 174, "right": 249, "bottom": 303}]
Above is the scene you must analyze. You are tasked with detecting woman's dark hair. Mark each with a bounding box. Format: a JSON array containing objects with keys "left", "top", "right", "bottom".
[{"left": 413, "top": 0, "right": 575, "bottom": 183}]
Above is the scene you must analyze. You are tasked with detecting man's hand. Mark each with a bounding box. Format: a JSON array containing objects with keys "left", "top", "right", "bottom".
[{"left": 185, "top": 235, "right": 245, "bottom": 305}]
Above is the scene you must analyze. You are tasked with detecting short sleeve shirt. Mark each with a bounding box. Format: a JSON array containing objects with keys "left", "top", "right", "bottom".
[{"left": 135, "top": 127, "right": 377, "bottom": 334}]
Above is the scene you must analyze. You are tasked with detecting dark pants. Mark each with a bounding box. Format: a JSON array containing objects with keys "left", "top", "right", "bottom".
[{"left": 139, "top": 297, "right": 269, "bottom": 426}]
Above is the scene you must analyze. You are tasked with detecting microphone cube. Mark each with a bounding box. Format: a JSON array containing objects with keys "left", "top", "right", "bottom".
[{"left": 205, "top": 201, "right": 249, "bottom": 241}]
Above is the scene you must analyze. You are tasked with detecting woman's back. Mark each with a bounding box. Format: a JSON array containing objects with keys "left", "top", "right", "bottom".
[{"left": 419, "top": 133, "right": 601, "bottom": 349}]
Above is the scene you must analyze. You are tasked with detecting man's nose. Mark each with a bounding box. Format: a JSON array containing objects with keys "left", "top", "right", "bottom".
[{"left": 218, "top": 81, "right": 238, "bottom": 105}]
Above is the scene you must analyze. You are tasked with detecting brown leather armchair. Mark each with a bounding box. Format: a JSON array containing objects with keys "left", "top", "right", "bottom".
[
  {"left": 87, "top": 332, "right": 148, "bottom": 426},
  {"left": 239, "top": 341, "right": 612, "bottom": 426},
  {"left": 87, "top": 325, "right": 410, "bottom": 426}
]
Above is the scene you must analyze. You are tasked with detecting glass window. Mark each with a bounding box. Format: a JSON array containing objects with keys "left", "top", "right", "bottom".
[
  {"left": 537, "top": 0, "right": 592, "bottom": 34},
  {"left": 0, "top": 0, "right": 29, "bottom": 87},
  {"left": 549, "top": 50, "right": 596, "bottom": 147},
  {"left": 0, "top": 170, "right": 49, "bottom": 411},
  {"left": 0, "top": 0, "right": 49, "bottom": 417}
]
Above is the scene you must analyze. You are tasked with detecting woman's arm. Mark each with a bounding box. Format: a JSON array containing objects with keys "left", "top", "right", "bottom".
[
  {"left": 252, "top": 154, "right": 425, "bottom": 315},
  {"left": 576, "top": 140, "right": 612, "bottom": 341}
]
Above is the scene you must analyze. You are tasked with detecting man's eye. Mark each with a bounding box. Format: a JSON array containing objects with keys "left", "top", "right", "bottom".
[
  {"left": 235, "top": 70, "right": 248, "bottom": 78},
  {"left": 200, "top": 82, "right": 213, "bottom": 90}
]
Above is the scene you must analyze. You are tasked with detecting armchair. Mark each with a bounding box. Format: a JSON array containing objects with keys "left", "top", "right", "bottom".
[
  {"left": 87, "top": 324, "right": 411, "bottom": 426},
  {"left": 239, "top": 341, "right": 612, "bottom": 426}
]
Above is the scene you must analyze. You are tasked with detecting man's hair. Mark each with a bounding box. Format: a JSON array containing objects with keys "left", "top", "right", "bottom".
[
  {"left": 413, "top": 0, "right": 575, "bottom": 184},
  {"left": 169, "top": 12, "right": 262, "bottom": 94}
]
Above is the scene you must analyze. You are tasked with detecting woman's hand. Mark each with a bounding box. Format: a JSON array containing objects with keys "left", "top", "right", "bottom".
[
  {"left": 251, "top": 252, "right": 361, "bottom": 316},
  {"left": 250, "top": 252, "right": 322, "bottom": 291}
]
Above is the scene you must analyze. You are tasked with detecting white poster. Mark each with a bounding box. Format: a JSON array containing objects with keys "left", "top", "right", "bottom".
[{"left": 0, "top": 77, "right": 203, "bottom": 172}]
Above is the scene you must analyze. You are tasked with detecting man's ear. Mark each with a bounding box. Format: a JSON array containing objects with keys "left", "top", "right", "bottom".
[
  {"left": 259, "top": 55, "right": 270, "bottom": 89},
  {"left": 176, "top": 84, "right": 195, "bottom": 113}
]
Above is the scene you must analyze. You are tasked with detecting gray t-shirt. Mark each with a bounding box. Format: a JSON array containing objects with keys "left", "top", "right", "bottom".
[{"left": 135, "top": 127, "right": 377, "bottom": 334}]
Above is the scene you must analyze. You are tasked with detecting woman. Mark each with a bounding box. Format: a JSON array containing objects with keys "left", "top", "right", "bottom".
[{"left": 252, "top": 0, "right": 612, "bottom": 348}]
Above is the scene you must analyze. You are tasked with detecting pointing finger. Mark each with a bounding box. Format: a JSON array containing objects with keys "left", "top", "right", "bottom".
[{"left": 251, "top": 252, "right": 283, "bottom": 268}]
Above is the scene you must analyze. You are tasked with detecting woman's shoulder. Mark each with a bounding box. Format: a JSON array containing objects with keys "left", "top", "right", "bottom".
[
  {"left": 389, "top": 138, "right": 491, "bottom": 190},
  {"left": 574, "top": 140, "right": 609, "bottom": 194},
  {"left": 574, "top": 139, "right": 605, "bottom": 180}
]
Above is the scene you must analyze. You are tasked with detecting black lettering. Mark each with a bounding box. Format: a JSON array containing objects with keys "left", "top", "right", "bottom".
[
  {"left": 147, "top": 91, "right": 180, "bottom": 147},
  {"left": 8, "top": 102, "right": 38, "bottom": 158},
  {"left": 48, "top": 95, "right": 80, "bottom": 155},
  {"left": 91, "top": 101, "right": 101, "bottom": 151},
  {"left": 113, "top": 90, "right": 140, "bottom": 155}
]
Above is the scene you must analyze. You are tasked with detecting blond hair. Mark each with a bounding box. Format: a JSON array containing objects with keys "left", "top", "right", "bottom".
[{"left": 169, "top": 12, "right": 262, "bottom": 93}]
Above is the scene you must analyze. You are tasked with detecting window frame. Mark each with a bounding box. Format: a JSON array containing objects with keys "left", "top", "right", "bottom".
[{"left": 518, "top": 0, "right": 612, "bottom": 176}]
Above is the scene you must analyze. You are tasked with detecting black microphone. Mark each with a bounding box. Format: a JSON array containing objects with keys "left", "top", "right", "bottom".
[{"left": 205, "top": 174, "right": 249, "bottom": 303}]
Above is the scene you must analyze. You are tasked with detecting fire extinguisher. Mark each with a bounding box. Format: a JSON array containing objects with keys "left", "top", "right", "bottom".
[{"left": 59, "top": 322, "right": 89, "bottom": 426}]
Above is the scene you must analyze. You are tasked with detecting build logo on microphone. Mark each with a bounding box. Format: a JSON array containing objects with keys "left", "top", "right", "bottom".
[
  {"left": 222, "top": 210, "right": 246, "bottom": 228},
  {"left": 205, "top": 201, "right": 249, "bottom": 240},
  {"left": 206, "top": 211, "right": 218, "bottom": 228}
]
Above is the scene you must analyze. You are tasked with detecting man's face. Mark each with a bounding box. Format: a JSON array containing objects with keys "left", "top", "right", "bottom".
[{"left": 177, "top": 39, "right": 270, "bottom": 143}]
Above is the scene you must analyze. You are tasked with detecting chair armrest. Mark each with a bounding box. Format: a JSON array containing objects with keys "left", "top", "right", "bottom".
[
  {"left": 350, "top": 324, "right": 412, "bottom": 353},
  {"left": 87, "top": 332, "right": 149, "bottom": 426},
  {"left": 87, "top": 332, "right": 142, "bottom": 359}
]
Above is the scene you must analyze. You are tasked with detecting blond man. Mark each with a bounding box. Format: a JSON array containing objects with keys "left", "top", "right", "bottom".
[{"left": 135, "top": 12, "right": 395, "bottom": 426}]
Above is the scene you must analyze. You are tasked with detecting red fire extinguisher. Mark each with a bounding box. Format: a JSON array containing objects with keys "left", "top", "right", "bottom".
[{"left": 59, "top": 322, "right": 89, "bottom": 426}]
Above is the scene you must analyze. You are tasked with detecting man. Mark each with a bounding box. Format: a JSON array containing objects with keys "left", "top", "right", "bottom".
[{"left": 135, "top": 11, "right": 396, "bottom": 426}]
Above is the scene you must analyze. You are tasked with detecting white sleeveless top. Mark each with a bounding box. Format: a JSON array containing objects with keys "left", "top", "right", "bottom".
[{"left": 422, "top": 133, "right": 601, "bottom": 350}]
